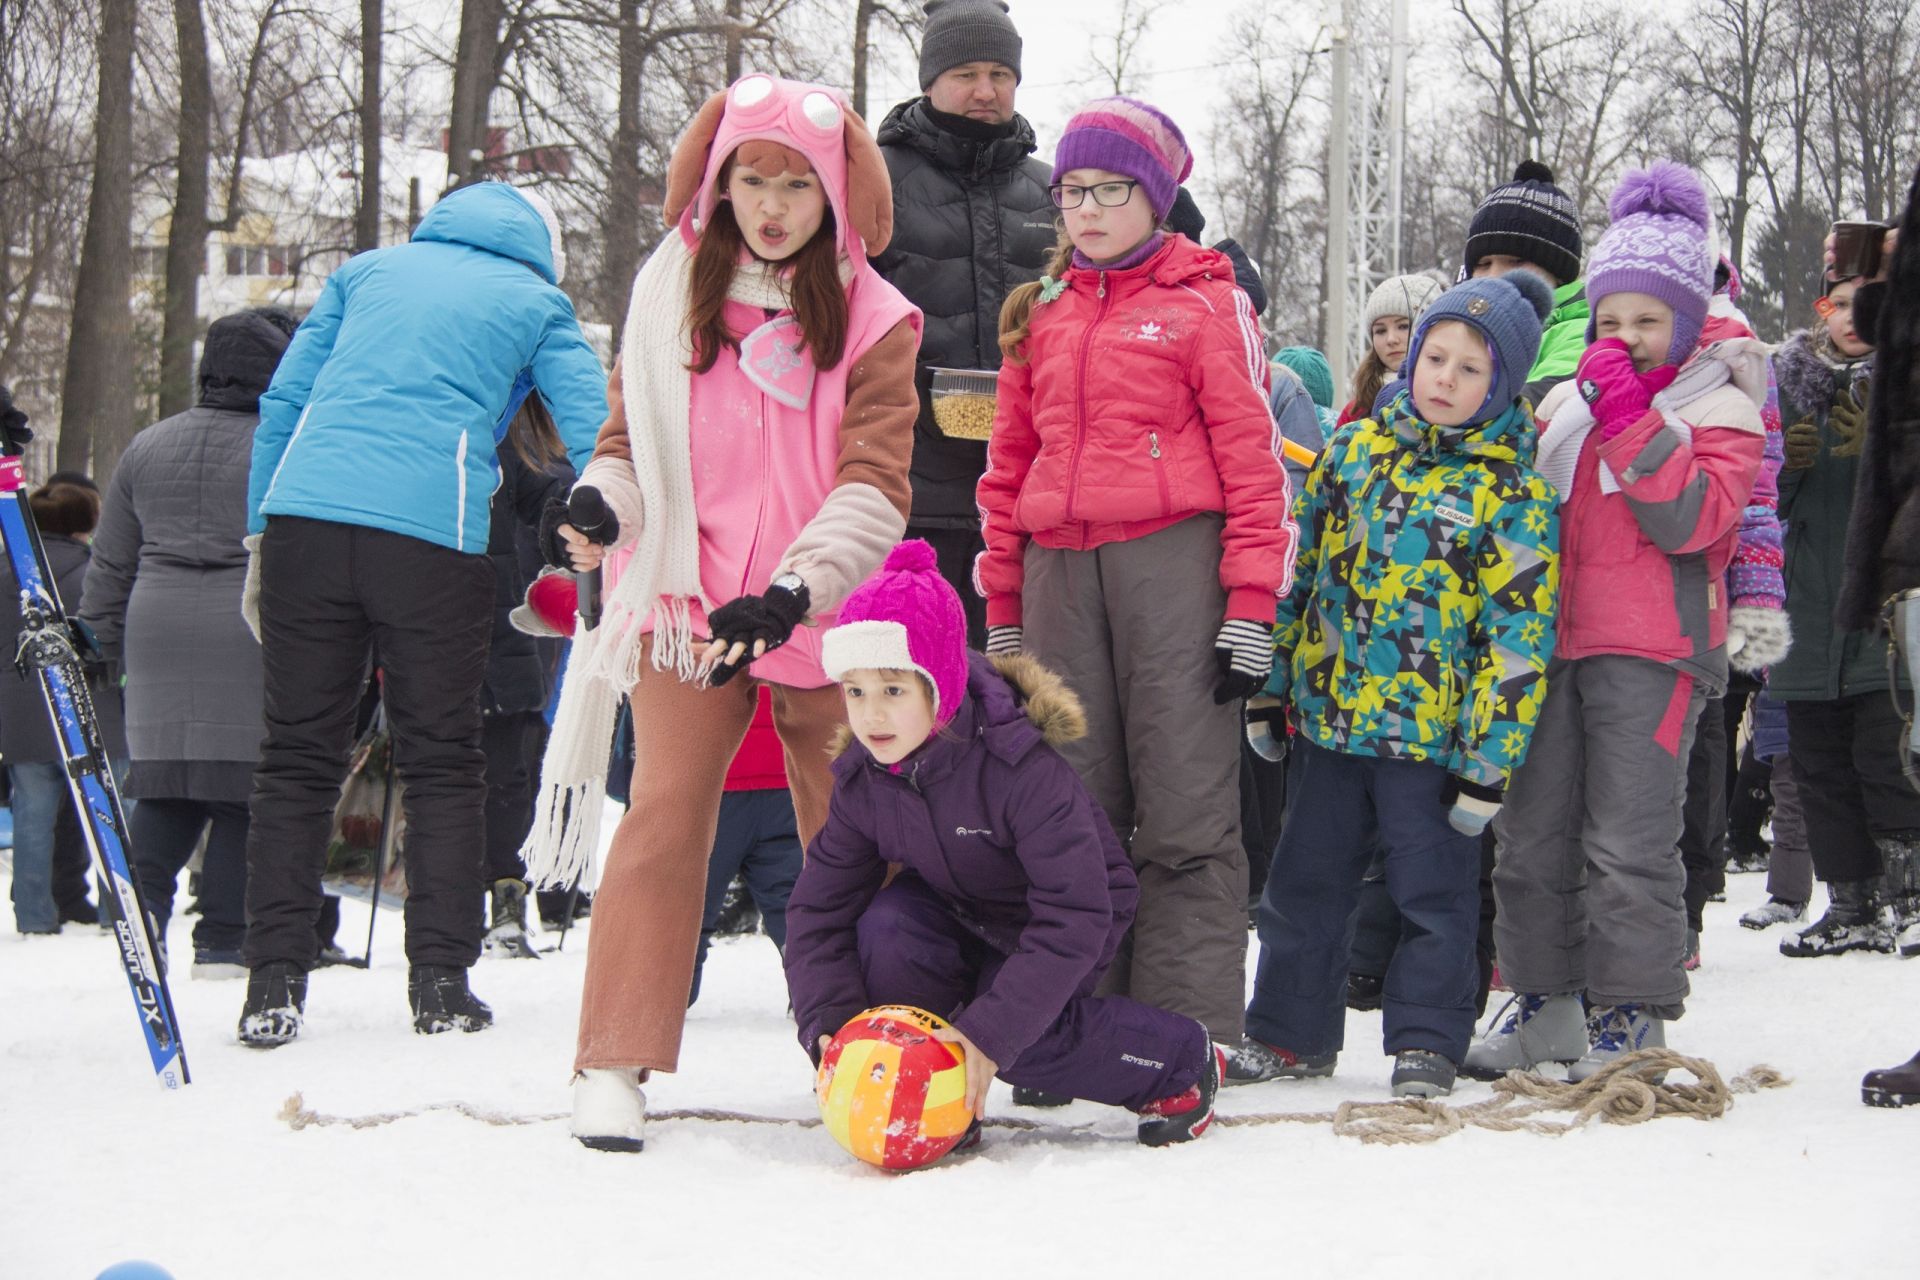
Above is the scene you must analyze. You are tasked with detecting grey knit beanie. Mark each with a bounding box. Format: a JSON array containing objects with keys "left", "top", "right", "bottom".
[
  {"left": 1363, "top": 273, "right": 1444, "bottom": 330},
  {"left": 1404, "top": 270, "right": 1556, "bottom": 422},
  {"left": 919, "top": 0, "right": 1022, "bottom": 89}
]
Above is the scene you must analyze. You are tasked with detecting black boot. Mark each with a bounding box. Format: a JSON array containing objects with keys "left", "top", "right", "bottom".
[
  {"left": 1345, "top": 972, "right": 1385, "bottom": 1012},
  {"left": 1010, "top": 1087, "right": 1073, "bottom": 1108},
  {"left": 1779, "top": 879, "right": 1894, "bottom": 956},
  {"left": 1876, "top": 835, "right": 1920, "bottom": 958},
  {"left": 712, "top": 875, "right": 761, "bottom": 938},
  {"left": 238, "top": 962, "right": 309, "bottom": 1048},
  {"left": 1862, "top": 1051, "right": 1920, "bottom": 1108},
  {"left": 483, "top": 879, "right": 540, "bottom": 960},
  {"left": 409, "top": 965, "right": 493, "bottom": 1034}
]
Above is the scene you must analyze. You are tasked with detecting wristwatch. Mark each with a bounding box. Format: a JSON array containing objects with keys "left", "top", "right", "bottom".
[{"left": 770, "top": 571, "right": 806, "bottom": 597}]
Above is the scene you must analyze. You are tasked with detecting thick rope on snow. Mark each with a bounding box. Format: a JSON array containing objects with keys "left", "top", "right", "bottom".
[
  {"left": 277, "top": 1050, "right": 1787, "bottom": 1145},
  {"left": 1218, "top": 1049, "right": 1790, "bottom": 1146}
]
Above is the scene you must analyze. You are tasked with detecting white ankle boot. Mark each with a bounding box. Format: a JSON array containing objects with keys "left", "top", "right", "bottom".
[{"left": 572, "top": 1068, "right": 647, "bottom": 1153}]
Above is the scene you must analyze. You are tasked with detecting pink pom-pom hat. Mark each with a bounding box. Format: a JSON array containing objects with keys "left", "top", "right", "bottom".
[{"left": 821, "top": 540, "right": 971, "bottom": 727}]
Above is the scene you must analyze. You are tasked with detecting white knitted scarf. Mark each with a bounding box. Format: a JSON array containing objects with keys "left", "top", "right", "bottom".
[
  {"left": 1534, "top": 338, "right": 1770, "bottom": 504},
  {"left": 520, "top": 231, "right": 821, "bottom": 890}
]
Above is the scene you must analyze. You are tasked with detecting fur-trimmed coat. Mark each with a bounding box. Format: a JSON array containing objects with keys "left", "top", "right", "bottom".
[
  {"left": 783, "top": 651, "right": 1137, "bottom": 1071},
  {"left": 1840, "top": 161, "right": 1920, "bottom": 628}
]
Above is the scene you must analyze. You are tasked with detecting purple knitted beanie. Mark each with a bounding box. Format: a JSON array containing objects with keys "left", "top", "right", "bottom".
[
  {"left": 821, "top": 540, "right": 970, "bottom": 728},
  {"left": 1052, "top": 96, "right": 1193, "bottom": 220},
  {"left": 1585, "top": 161, "right": 1716, "bottom": 366}
]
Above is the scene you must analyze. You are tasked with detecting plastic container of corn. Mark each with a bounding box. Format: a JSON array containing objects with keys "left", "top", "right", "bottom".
[{"left": 930, "top": 368, "right": 1000, "bottom": 441}]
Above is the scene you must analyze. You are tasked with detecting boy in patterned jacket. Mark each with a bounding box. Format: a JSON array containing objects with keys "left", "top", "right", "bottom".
[{"left": 1233, "top": 271, "right": 1561, "bottom": 1100}]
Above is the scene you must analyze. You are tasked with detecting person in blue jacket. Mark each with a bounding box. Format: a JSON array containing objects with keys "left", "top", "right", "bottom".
[{"left": 235, "top": 180, "right": 607, "bottom": 1046}]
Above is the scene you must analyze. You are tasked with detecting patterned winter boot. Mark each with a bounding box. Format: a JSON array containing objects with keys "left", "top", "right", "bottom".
[
  {"left": 409, "top": 965, "right": 494, "bottom": 1034},
  {"left": 1462, "top": 993, "right": 1586, "bottom": 1080},
  {"left": 1569, "top": 1004, "right": 1666, "bottom": 1084},
  {"left": 483, "top": 878, "right": 540, "bottom": 960},
  {"left": 237, "top": 961, "right": 308, "bottom": 1048},
  {"left": 1739, "top": 897, "right": 1807, "bottom": 930},
  {"left": 1220, "top": 1036, "right": 1337, "bottom": 1086},
  {"left": 1780, "top": 878, "right": 1895, "bottom": 957}
]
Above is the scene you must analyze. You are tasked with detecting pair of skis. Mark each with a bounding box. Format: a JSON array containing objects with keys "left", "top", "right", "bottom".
[{"left": 0, "top": 451, "right": 188, "bottom": 1087}]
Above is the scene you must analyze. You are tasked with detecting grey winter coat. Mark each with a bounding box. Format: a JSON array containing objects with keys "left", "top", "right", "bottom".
[
  {"left": 79, "top": 310, "right": 289, "bottom": 784},
  {"left": 871, "top": 98, "right": 1058, "bottom": 525},
  {"left": 0, "top": 534, "right": 127, "bottom": 764}
]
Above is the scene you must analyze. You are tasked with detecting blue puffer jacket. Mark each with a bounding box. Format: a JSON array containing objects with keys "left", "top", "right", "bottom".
[{"left": 247, "top": 183, "right": 607, "bottom": 552}]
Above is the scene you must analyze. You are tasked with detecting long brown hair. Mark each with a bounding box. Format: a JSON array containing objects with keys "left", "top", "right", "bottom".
[
  {"left": 1347, "top": 348, "right": 1394, "bottom": 420},
  {"left": 686, "top": 156, "right": 849, "bottom": 376},
  {"left": 999, "top": 230, "right": 1076, "bottom": 365},
  {"left": 506, "top": 391, "right": 566, "bottom": 470}
]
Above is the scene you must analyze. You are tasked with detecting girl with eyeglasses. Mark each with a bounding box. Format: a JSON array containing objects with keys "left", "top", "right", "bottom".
[{"left": 974, "top": 96, "right": 1295, "bottom": 1062}]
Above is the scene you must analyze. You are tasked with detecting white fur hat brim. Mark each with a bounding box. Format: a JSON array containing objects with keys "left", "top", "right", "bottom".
[{"left": 821, "top": 619, "right": 943, "bottom": 719}]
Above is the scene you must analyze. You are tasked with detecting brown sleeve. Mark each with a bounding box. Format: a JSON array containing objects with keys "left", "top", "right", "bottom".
[
  {"left": 591, "top": 361, "right": 631, "bottom": 465},
  {"left": 835, "top": 319, "right": 917, "bottom": 521}
]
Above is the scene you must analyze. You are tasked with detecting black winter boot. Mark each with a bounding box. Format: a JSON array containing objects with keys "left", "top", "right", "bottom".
[
  {"left": 1780, "top": 879, "right": 1894, "bottom": 957},
  {"left": 1876, "top": 835, "right": 1920, "bottom": 958},
  {"left": 238, "top": 962, "right": 308, "bottom": 1047},
  {"left": 1862, "top": 1051, "right": 1920, "bottom": 1107},
  {"left": 483, "top": 879, "right": 539, "bottom": 960},
  {"left": 409, "top": 965, "right": 493, "bottom": 1034}
]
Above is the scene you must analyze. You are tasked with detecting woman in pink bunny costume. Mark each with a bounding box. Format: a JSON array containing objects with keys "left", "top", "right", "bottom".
[{"left": 524, "top": 74, "right": 921, "bottom": 1152}]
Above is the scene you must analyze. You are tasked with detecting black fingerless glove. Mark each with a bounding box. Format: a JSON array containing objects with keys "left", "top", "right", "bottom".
[{"left": 706, "top": 582, "right": 811, "bottom": 687}]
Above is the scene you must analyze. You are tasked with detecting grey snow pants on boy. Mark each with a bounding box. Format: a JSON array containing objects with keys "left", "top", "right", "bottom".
[
  {"left": 1022, "top": 514, "right": 1249, "bottom": 1043},
  {"left": 1492, "top": 654, "right": 1705, "bottom": 1019}
]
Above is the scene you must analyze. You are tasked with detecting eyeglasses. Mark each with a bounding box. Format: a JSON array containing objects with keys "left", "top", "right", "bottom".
[{"left": 1048, "top": 180, "right": 1141, "bottom": 210}]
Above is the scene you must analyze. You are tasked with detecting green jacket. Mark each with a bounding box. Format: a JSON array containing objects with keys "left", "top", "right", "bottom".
[
  {"left": 1522, "top": 280, "right": 1588, "bottom": 408},
  {"left": 1269, "top": 393, "right": 1561, "bottom": 789},
  {"left": 1772, "top": 330, "right": 1894, "bottom": 701}
]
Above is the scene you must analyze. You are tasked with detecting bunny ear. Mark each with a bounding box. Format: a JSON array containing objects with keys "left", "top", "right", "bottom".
[
  {"left": 839, "top": 105, "right": 894, "bottom": 254},
  {"left": 662, "top": 88, "right": 732, "bottom": 229}
]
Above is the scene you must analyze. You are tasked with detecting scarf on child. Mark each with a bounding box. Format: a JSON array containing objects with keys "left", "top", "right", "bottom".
[
  {"left": 520, "top": 231, "right": 850, "bottom": 890},
  {"left": 1533, "top": 337, "right": 1772, "bottom": 504}
]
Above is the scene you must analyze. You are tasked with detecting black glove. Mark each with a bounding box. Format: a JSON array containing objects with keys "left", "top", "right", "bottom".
[
  {"left": 706, "top": 582, "right": 811, "bottom": 686},
  {"left": 0, "top": 383, "right": 31, "bottom": 453},
  {"left": 1244, "top": 695, "right": 1288, "bottom": 762},
  {"left": 538, "top": 486, "right": 618, "bottom": 568},
  {"left": 1212, "top": 618, "right": 1274, "bottom": 705}
]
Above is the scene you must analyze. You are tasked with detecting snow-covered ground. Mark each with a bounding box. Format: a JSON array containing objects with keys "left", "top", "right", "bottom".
[{"left": 3, "top": 848, "right": 1913, "bottom": 1279}]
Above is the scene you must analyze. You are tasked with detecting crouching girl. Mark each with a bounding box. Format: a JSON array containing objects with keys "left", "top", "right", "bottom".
[{"left": 784, "top": 542, "right": 1224, "bottom": 1147}]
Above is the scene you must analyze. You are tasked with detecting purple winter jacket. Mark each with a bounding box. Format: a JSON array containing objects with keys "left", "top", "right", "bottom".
[{"left": 783, "top": 652, "right": 1137, "bottom": 1069}]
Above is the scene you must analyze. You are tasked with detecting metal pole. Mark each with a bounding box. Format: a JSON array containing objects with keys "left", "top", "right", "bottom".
[
  {"left": 1386, "top": 0, "right": 1408, "bottom": 274},
  {"left": 1325, "top": 0, "right": 1351, "bottom": 377}
]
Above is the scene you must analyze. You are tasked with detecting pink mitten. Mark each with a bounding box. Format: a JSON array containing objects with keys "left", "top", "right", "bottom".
[{"left": 1578, "top": 339, "right": 1670, "bottom": 440}]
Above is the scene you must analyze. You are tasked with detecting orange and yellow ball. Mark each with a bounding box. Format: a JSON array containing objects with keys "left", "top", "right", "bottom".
[{"left": 816, "top": 1005, "right": 974, "bottom": 1170}]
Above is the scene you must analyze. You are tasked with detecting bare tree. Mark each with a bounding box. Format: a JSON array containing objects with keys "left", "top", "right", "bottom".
[
  {"left": 59, "top": 0, "right": 138, "bottom": 477},
  {"left": 851, "top": 0, "right": 920, "bottom": 120},
  {"left": 1083, "top": 0, "right": 1161, "bottom": 97},
  {"left": 357, "top": 0, "right": 383, "bottom": 253},
  {"left": 157, "top": 0, "right": 212, "bottom": 418}
]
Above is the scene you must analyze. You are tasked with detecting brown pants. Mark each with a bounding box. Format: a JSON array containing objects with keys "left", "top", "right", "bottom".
[{"left": 574, "top": 662, "right": 844, "bottom": 1073}]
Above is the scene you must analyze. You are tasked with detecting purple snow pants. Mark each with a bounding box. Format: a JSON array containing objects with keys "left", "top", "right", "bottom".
[{"left": 857, "top": 875, "right": 1209, "bottom": 1111}]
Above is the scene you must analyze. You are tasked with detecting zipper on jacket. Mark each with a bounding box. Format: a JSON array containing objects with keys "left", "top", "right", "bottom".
[
  {"left": 1148, "top": 431, "right": 1171, "bottom": 508},
  {"left": 741, "top": 380, "right": 773, "bottom": 597},
  {"left": 1066, "top": 274, "right": 1115, "bottom": 521}
]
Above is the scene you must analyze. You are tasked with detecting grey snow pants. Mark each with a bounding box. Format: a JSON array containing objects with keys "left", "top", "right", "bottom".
[
  {"left": 1492, "top": 654, "right": 1705, "bottom": 1019},
  {"left": 1022, "top": 514, "right": 1249, "bottom": 1043}
]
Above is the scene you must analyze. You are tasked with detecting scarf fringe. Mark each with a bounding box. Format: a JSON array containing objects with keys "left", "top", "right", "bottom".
[{"left": 520, "top": 628, "right": 617, "bottom": 889}]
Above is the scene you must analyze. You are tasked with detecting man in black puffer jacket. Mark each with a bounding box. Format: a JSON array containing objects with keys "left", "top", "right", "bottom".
[{"left": 872, "top": 0, "right": 1056, "bottom": 645}]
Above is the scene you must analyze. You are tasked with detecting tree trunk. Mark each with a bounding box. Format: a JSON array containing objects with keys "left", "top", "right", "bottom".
[
  {"left": 59, "top": 0, "right": 137, "bottom": 478},
  {"left": 445, "top": 0, "right": 502, "bottom": 191},
  {"left": 158, "top": 0, "right": 211, "bottom": 421},
  {"left": 356, "top": 0, "right": 382, "bottom": 253},
  {"left": 852, "top": 0, "right": 874, "bottom": 119},
  {"left": 725, "top": 0, "right": 744, "bottom": 82},
  {"left": 602, "top": 0, "right": 644, "bottom": 325}
]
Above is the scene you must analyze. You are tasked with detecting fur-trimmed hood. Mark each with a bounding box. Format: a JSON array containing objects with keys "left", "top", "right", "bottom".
[
  {"left": 828, "top": 651, "right": 1086, "bottom": 762},
  {"left": 1776, "top": 328, "right": 1871, "bottom": 420}
]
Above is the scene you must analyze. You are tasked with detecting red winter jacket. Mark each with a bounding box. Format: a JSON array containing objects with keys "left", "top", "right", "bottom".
[{"left": 974, "top": 235, "right": 1295, "bottom": 626}]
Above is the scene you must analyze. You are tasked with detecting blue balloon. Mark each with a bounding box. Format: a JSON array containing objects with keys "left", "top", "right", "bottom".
[{"left": 96, "top": 1263, "right": 176, "bottom": 1280}]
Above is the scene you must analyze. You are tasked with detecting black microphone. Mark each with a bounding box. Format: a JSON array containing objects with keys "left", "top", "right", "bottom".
[{"left": 568, "top": 487, "right": 610, "bottom": 632}]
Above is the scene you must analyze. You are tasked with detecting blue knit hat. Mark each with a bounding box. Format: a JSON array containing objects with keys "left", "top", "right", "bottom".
[{"left": 1404, "top": 270, "right": 1555, "bottom": 423}]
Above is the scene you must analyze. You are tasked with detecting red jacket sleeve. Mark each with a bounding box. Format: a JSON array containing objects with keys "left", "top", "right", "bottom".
[
  {"left": 1597, "top": 391, "right": 1764, "bottom": 557},
  {"left": 974, "top": 354, "right": 1039, "bottom": 629},
  {"left": 1189, "top": 288, "right": 1297, "bottom": 619}
]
